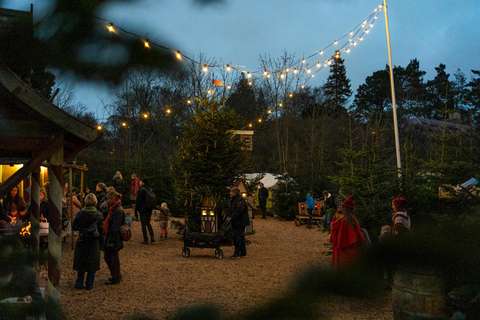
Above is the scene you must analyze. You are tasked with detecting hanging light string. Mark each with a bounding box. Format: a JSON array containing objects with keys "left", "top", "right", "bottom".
[
  {"left": 93, "top": 3, "right": 383, "bottom": 130},
  {"left": 91, "top": 3, "right": 382, "bottom": 80}
]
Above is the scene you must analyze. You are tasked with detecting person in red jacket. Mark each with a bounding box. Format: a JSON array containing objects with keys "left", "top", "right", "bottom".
[
  {"left": 329, "top": 195, "right": 365, "bottom": 269},
  {"left": 130, "top": 173, "right": 140, "bottom": 221}
]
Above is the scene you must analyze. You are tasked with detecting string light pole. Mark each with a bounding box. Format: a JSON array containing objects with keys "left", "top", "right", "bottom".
[{"left": 383, "top": 0, "right": 402, "bottom": 178}]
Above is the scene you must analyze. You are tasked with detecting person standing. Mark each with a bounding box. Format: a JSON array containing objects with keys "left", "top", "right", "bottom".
[
  {"left": 329, "top": 195, "right": 365, "bottom": 269},
  {"left": 112, "top": 171, "right": 124, "bottom": 195},
  {"left": 158, "top": 202, "right": 171, "bottom": 239},
  {"left": 258, "top": 182, "right": 269, "bottom": 219},
  {"left": 306, "top": 190, "right": 315, "bottom": 229},
  {"left": 103, "top": 191, "right": 125, "bottom": 285},
  {"left": 39, "top": 188, "right": 49, "bottom": 222},
  {"left": 72, "top": 193, "right": 104, "bottom": 290},
  {"left": 135, "top": 178, "right": 155, "bottom": 244},
  {"left": 130, "top": 173, "right": 140, "bottom": 220},
  {"left": 94, "top": 183, "right": 107, "bottom": 211},
  {"left": 391, "top": 197, "right": 411, "bottom": 235},
  {"left": 321, "top": 190, "right": 337, "bottom": 231},
  {"left": 228, "top": 187, "right": 250, "bottom": 260}
]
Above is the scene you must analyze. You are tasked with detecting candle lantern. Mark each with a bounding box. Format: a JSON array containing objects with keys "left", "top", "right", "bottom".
[{"left": 201, "top": 206, "right": 217, "bottom": 233}]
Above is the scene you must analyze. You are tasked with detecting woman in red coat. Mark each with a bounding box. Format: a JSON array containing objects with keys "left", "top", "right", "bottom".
[{"left": 329, "top": 195, "right": 365, "bottom": 269}]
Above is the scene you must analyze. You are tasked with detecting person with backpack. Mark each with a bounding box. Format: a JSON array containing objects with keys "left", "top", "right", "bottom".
[
  {"left": 72, "top": 193, "right": 104, "bottom": 290},
  {"left": 135, "top": 178, "right": 155, "bottom": 244}
]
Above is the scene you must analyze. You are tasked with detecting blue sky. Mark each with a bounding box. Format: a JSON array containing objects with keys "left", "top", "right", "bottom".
[{"left": 3, "top": 0, "right": 480, "bottom": 120}]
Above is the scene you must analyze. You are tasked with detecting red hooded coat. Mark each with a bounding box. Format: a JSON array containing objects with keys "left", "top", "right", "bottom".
[{"left": 329, "top": 212, "right": 365, "bottom": 269}]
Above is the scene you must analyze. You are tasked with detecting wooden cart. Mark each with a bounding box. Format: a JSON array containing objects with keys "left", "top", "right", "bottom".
[{"left": 295, "top": 200, "right": 323, "bottom": 227}]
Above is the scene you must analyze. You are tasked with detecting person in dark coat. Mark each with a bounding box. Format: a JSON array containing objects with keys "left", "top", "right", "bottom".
[
  {"left": 112, "top": 171, "right": 124, "bottom": 195},
  {"left": 227, "top": 187, "right": 250, "bottom": 260},
  {"left": 258, "top": 182, "right": 269, "bottom": 219},
  {"left": 39, "top": 188, "right": 49, "bottom": 222},
  {"left": 94, "top": 182, "right": 107, "bottom": 211},
  {"left": 135, "top": 178, "right": 155, "bottom": 244},
  {"left": 72, "top": 193, "right": 104, "bottom": 290},
  {"left": 103, "top": 191, "right": 125, "bottom": 285}
]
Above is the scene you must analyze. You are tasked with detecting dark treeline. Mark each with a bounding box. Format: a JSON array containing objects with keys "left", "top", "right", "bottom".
[{"left": 57, "top": 53, "right": 480, "bottom": 237}]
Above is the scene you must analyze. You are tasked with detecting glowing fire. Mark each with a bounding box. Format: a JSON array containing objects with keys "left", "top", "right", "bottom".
[{"left": 20, "top": 222, "right": 32, "bottom": 236}]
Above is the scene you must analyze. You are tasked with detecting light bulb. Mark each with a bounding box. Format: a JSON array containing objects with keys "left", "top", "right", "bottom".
[
  {"left": 258, "top": 119, "right": 262, "bottom": 123},
  {"left": 248, "top": 123, "right": 252, "bottom": 128},
  {"left": 144, "top": 40, "right": 150, "bottom": 48},
  {"left": 301, "top": 85, "right": 305, "bottom": 89},
  {"left": 311, "top": 74, "right": 315, "bottom": 78},
  {"left": 203, "top": 65, "right": 208, "bottom": 72},
  {"left": 248, "top": 81, "right": 252, "bottom": 86},
  {"left": 346, "top": 48, "right": 351, "bottom": 53},
  {"left": 289, "top": 93, "right": 293, "bottom": 97},
  {"left": 143, "top": 113, "right": 148, "bottom": 118},
  {"left": 279, "top": 103, "right": 283, "bottom": 107},
  {"left": 187, "top": 100, "right": 191, "bottom": 104},
  {"left": 176, "top": 51, "right": 182, "bottom": 59},
  {"left": 97, "top": 125, "right": 102, "bottom": 130},
  {"left": 267, "top": 110, "right": 272, "bottom": 114},
  {"left": 306, "top": 68, "right": 311, "bottom": 73},
  {"left": 349, "top": 31, "right": 353, "bottom": 35},
  {"left": 107, "top": 23, "right": 114, "bottom": 32},
  {"left": 316, "top": 62, "right": 321, "bottom": 68},
  {"left": 365, "top": 29, "right": 370, "bottom": 33},
  {"left": 227, "top": 85, "right": 231, "bottom": 90},
  {"left": 302, "top": 59, "right": 306, "bottom": 64},
  {"left": 359, "top": 37, "right": 363, "bottom": 41},
  {"left": 122, "top": 122, "right": 126, "bottom": 127},
  {"left": 285, "top": 68, "right": 290, "bottom": 72},
  {"left": 375, "top": 15, "right": 378, "bottom": 19},
  {"left": 226, "top": 65, "right": 231, "bottom": 71},
  {"left": 293, "top": 68, "right": 298, "bottom": 74},
  {"left": 370, "top": 23, "right": 374, "bottom": 27},
  {"left": 280, "top": 72, "right": 285, "bottom": 79},
  {"left": 264, "top": 70, "right": 268, "bottom": 76},
  {"left": 319, "top": 51, "right": 323, "bottom": 55},
  {"left": 247, "top": 72, "right": 252, "bottom": 78},
  {"left": 166, "top": 109, "right": 171, "bottom": 114},
  {"left": 334, "top": 40, "right": 338, "bottom": 45},
  {"left": 353, "top": 41, "right": 357, "bottom": 46}
]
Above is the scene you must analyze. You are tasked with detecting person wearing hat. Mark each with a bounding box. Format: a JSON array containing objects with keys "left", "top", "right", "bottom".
[
  {"left": 135, "top": 178, "right": 155, "bottom": 244},
  {"left": 227, "top": 187, "right": 250, "bottom": 260},
  {"left": 391, "top": 197, "right": 410, "bottom": 235},
  {"left": 329, "top": 195, "right": 365, "bottom": 269}
]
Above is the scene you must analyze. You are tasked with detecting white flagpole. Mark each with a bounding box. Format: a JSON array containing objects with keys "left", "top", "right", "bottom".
[{"left": 384, "top": 0, "right": 402, "bottom": 178}]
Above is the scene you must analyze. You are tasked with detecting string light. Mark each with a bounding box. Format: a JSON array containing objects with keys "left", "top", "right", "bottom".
[
  {"left": 285, "top": 68, "right": 290, "bottom": 72},
  {"left": 176, "top": 51, "right": 182, "bottom": 59},
  {"left": 289, "top": 93, "right": 293, "bottom": 97},
  {"left": 279, "top": 103, "right": 283, "bottom": 107},
  {"left": 263, "top": 70, "right": 268, "bottom": 76},
  {"left": 293, "top": 68, "right": 298, "bottom": 74},
  {"left": 316, "top": 62, "right": 321, "bottom": 68},
  {"left": 267, "top": 110, "right": 272, "bottom": 114},
  {"left": 258, "top": 118, "right": 262, "bottom": 123},
  {"left": 306, "top": 68, "right": 311, "bottom": 73},
  {"left": 302, "top": 59, "right": 306, "bottom": 64},
  {"left": 279, "top": 72, "right": 285, "bottom": 79},
  {"left": 319, "top": 51, "right": 323, "bottom": 55},
  {"left": 143, "top": 113, "right": 148, "bottom": 118},
  {"left": 97, "top": 125, "right": 102, "bottom": 130},
  {"left": 226, "top": 65, "right": 231, "bottom": 72},
  {"left": 144, "top": 39, "right": 150, "bottom": 48},
  {"left": 122, "top": 122, "right": 127, "bottom": 127},
  {"left": 107, "top": 23, "right": 114, "bottom": 32},
  {"left": 247, "top": 71, "right": 252, "bottom": 78},
  {"left": 334, "top": 40, "right": 338, "bottom": 45},
  {"left": 166, "top": 109, "right": 171, "bottom": 114},
  {"left": 227, "top": 85, "right": 231, "bottom": 90},
  {"left": 202, "top": 65, "right": 208, "bottom": 73},
  {"left": 248, "top": 123, "right": 252, "bottom": 128},
  {"left": 248, "top": 81, "right": 252, "bottom": 86},
  {"left": 187, "top": 100, "right": 191, "bottom": 104}
]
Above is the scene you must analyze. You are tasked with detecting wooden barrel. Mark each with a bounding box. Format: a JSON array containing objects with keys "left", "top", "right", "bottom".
[{"left": 392, "top": 266, "right": 446, "bottom": 319}]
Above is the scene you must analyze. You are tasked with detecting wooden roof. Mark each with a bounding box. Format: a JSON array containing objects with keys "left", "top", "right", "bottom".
[{"left": 0, "top": 62, "right": 102, "bottom": 164}]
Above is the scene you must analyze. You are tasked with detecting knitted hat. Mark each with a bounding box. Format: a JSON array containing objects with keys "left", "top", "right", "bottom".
[
  {"left": 392, "top": 197, "right": 408, "bottom": 212},
  {"left": 341, "top": 195, "right": 355, "bottom": 209},
  {"left": 231, "top": 187, "right": 240, "bottom": 195}
]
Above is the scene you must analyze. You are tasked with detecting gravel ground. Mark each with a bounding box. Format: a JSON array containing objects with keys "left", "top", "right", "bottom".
[{"left": 41, "top": 211, "right": 393, "bottom": 320}]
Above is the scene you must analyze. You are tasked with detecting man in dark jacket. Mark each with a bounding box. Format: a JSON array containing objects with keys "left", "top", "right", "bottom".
[
  {"left": 227, "top": 187, "right": 250, "bottom": 260},
  {"left": 135, "top": 178, "right": 155, "bottom": 244},
  {"left": 258, "top": 182, "right": 269, "bottom": 219},
  {"left": 321, "top": 190, "right": 337, "bottom": 230}
]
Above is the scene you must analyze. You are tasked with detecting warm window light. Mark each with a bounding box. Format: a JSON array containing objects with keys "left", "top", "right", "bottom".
[
  {"left": 144, "top": 40, "right": 150, "bottom": 48},
  {"left": 166, "top": 109, "right": 171, "bottom": 114},
  {"left": 226, "top": 65, "right": 231, "bottom": 71},
  {"left": 107, "top": 23, "right": 114, "bottom": 32}
]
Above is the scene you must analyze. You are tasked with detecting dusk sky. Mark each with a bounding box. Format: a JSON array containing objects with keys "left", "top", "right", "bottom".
[{"left": 3, "top": 0, "right": 480, "bottom": 121}]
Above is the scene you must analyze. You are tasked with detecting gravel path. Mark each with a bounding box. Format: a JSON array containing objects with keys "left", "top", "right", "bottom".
[{"left": 45, "top": 212, "right": 393, "bottom": 319}]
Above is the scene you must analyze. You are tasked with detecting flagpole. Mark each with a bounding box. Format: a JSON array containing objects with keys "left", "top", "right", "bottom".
[{"left": 384, "top": 0, "right": 402, "bottom": 178}]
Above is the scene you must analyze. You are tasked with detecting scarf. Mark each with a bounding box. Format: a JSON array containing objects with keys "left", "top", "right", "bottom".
[{"left": 103, "top": 200, "right": 121, "bottom": 233}]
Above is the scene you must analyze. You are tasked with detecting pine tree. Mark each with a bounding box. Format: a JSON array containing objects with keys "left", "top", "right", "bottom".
[
  {"left": 323, "top": 54, "right": 352, "bottom": 117},
  {"left": 172, "top": 97, "right": 245, "bottom": 230}
]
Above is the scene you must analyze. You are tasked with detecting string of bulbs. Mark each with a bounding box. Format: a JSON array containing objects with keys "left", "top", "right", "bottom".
[{"left": 93, "top": 3, "right": 384, "bottom": 131}]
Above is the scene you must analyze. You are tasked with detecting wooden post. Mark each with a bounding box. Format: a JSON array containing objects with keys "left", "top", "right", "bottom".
[
  {"left": 47, "top": 135, "right": 63, "bottom": 305},
  {"left": 69, "top": 167, "right": 74, "bottom": 250},
  {"left": 31, "top": 167, "right": 41, "bottom": 268},
  {"left": 80, "top": 171, "right": 84, "bottom": 207}
]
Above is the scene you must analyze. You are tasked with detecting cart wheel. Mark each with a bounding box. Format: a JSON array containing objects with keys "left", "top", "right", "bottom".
[
  {"left": 215, "top": 249, "right": 224, "bottom": 260},
  {"left": 295, "top": 219, "right": 301, "bottom": 226},
  {"left": 182, "top": 248, "right": 190, "bottom": 258}
]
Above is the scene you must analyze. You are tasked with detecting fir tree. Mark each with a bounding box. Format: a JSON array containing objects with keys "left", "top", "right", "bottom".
[{"left": 323, "top": 53, "right": 352, "bottom": 117}]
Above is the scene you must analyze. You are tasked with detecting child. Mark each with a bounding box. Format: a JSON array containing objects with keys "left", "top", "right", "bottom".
[{"left": 158, "top": 202, "right": 171, "bottom": 239}]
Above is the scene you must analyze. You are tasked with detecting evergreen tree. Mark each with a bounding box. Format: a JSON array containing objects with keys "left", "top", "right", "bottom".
[
  {"left": 172, "top": 98, "right": 245, "bottom": 230},
  {"left": 426, "top": 64, "right": 454, "bottom": 119},
  {"left": 323, "top": 54, "right": 352, "bottom": 117}
]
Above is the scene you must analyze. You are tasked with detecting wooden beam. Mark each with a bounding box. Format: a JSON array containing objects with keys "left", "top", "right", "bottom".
[{"left": 0, "top": 136, "right": 63, "bottom": 198}]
